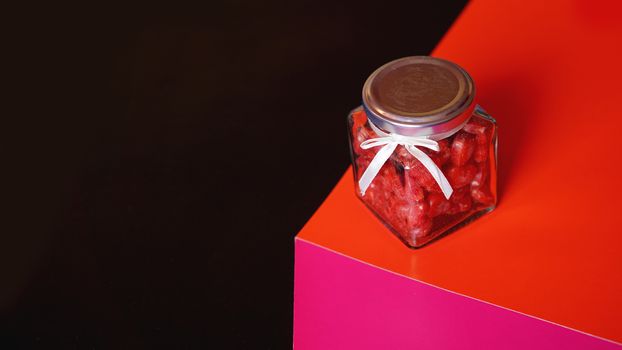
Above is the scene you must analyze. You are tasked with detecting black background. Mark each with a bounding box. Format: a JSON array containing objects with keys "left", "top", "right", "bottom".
[{"left": 4, "top": 1, "right": 467, "bottom": 348}]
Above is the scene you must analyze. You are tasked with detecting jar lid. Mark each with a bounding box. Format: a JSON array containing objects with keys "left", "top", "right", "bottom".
[{"left": 362, "top": 56, "right": 475, "bottom": 138}]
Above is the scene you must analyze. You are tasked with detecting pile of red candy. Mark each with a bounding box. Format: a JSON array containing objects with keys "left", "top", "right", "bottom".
[{"left": 349, "top": 109, "right": 496, "bottom": 247}]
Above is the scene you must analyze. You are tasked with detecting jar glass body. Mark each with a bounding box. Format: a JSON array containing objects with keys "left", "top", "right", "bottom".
[{"left": 348, "top": 106, "right": 497, "bottom": 248}]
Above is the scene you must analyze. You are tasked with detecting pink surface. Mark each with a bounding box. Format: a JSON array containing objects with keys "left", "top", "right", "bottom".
[{"left": 293, "top": 239, "right": 619, "bottom": 349}]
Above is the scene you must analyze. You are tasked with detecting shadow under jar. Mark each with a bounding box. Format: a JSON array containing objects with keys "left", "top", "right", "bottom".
[{"left": 348, "top": 56, "right": 497, "bottom": 248}]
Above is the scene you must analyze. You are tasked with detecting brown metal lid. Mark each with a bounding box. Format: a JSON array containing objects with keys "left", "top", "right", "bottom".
[{"left": 362, "top": 56, "right": 475, "bottom": 137}]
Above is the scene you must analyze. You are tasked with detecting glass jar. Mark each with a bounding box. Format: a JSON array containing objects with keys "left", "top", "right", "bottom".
[{"left": 348, "top": 56, "right": 497, "bottom": 248}]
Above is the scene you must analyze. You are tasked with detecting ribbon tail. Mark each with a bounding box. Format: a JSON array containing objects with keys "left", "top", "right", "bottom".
[
  {"left": 358, "top": 142, "right": 398, "bottom": 196},
  {"left": 406, "top": 145, "right": 454, "bottom": 200}
]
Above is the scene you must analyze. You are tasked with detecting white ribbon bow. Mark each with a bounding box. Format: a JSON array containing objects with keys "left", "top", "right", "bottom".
[{"left": 358, "top": 122, "right": 453, "bottom": 200}]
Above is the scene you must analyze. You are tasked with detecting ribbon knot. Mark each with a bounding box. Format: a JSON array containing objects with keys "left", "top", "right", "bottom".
[{"left": 358, "top": 122, "right": 453, "bottom": 200}]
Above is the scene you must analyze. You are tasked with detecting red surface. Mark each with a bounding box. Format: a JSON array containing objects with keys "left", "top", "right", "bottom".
[{"left": 297, "top": 0, "right": 622, "bottom": 343}]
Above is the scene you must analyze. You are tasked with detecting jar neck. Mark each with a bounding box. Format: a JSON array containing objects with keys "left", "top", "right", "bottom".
[{"left": 363, "top": 100, "right": 476, "bottom": 140}]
